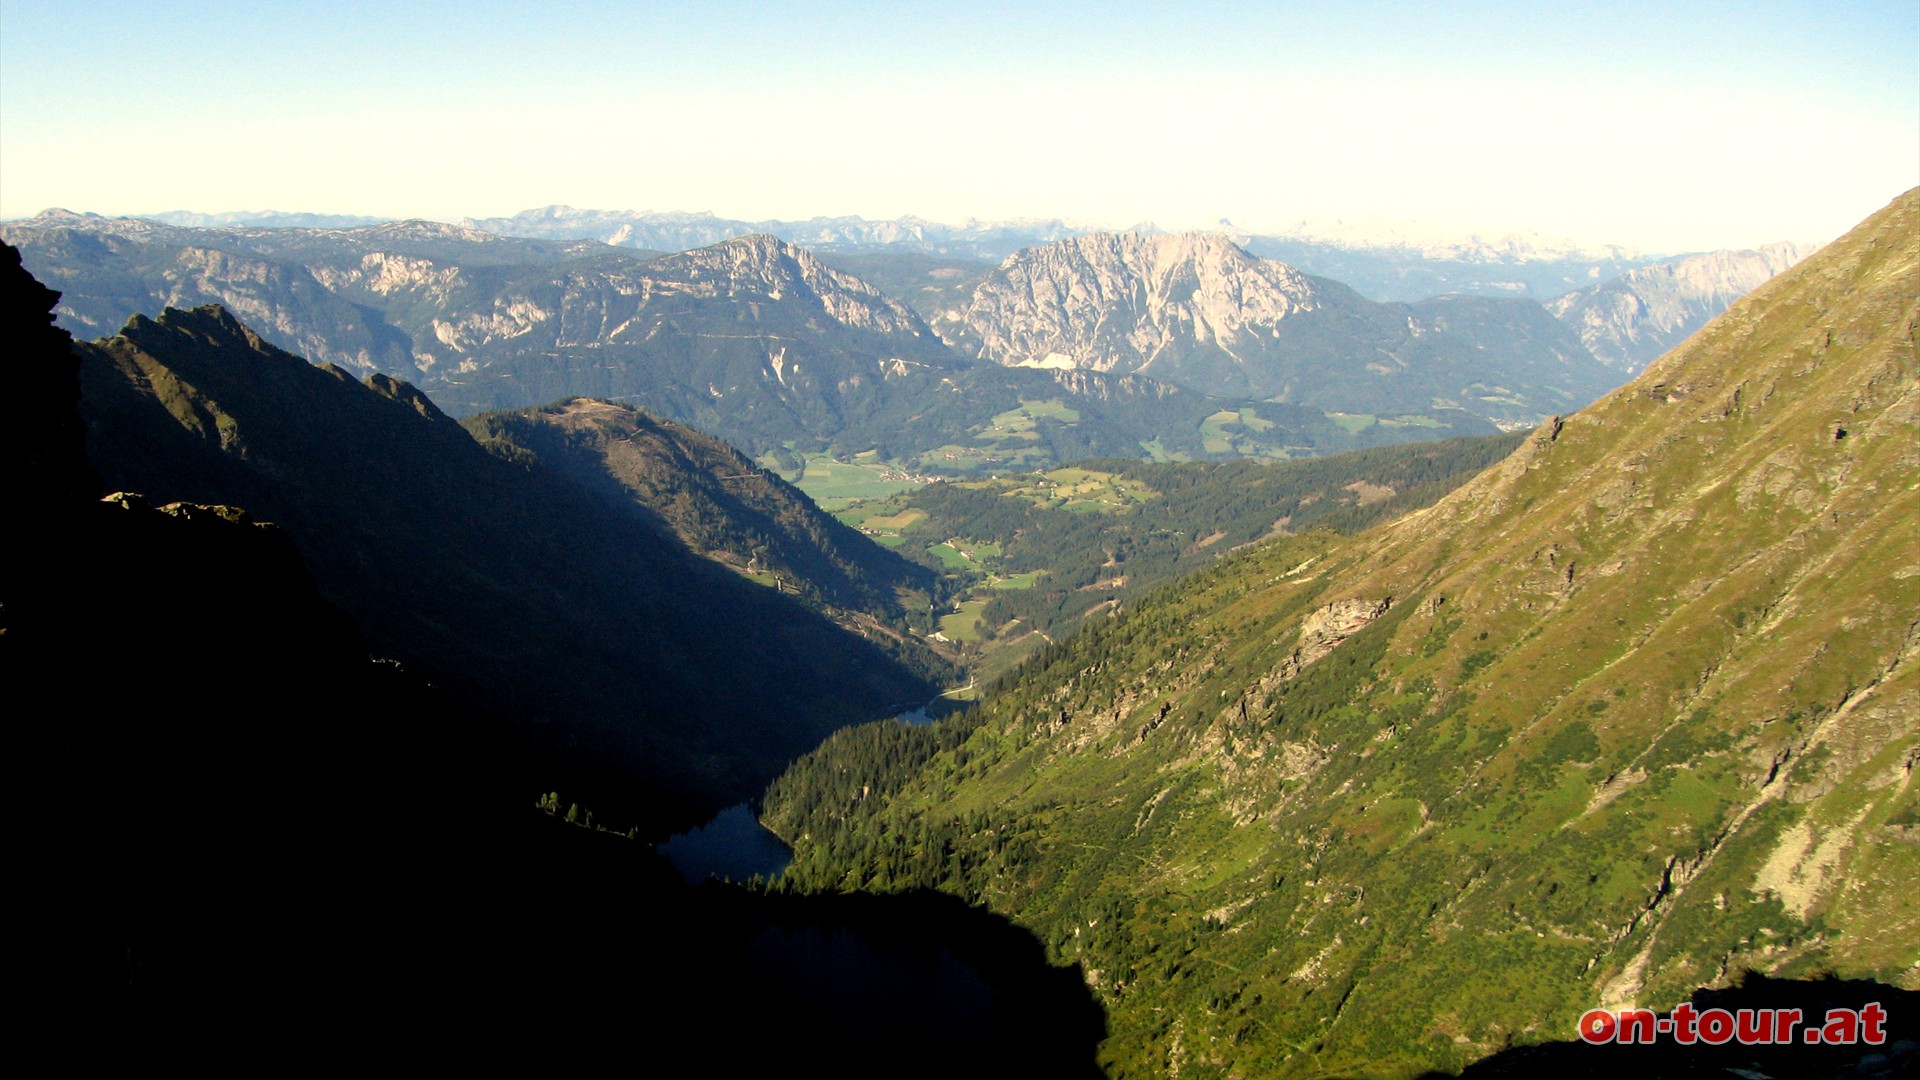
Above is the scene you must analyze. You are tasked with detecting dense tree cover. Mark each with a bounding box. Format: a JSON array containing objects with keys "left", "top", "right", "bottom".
[{"left": 760, "top": 711, "right": 987, "bottom": 861}]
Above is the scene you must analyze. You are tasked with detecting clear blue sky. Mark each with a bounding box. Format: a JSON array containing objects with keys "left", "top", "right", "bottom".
[{"left": 3, "top": 0, "right": 1914, "bottom": 251}]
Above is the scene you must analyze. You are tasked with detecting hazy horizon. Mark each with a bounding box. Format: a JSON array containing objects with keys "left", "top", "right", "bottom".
[{"left": 3, "top": 1, "right": 1914, "bottom": 253}]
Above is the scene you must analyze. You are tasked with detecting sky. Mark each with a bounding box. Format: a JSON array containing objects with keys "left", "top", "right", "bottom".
[{"left": 2, "top": 0, "right": 1915, "bottom": 253}]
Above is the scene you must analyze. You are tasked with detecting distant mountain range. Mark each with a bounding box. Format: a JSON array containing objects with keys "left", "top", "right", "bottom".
[
  {"left": 0, "top": 213, "right": 1501, "bottom": 462},
  {"left": 450, "top": 204, "right": 1672, "bottom": 302},
  {"left": 1547, "top": 242, "right": 1812, "bottom": 372},
  {"left": 143, "top": 209, "right": 392, "bottom": 230},
  {"left": 3, "top": 208, "right": 1809, "bottom": 468},
  {"left": 134, "top": 203, "right": 1793, "bottom": 303},
  {"left": 452, "top": 205, "right": 1087, "bottom": 263}
]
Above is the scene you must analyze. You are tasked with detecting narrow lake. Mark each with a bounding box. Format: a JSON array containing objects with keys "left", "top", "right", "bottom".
[
  {"left": 657, "top": 703, "right": 944, "bottom": 882},
  {"left": 657, "top": 803, "right": 790, "bottom": 883}
]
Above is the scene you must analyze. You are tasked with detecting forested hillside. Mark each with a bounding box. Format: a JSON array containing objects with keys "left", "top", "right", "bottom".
[
  {"left": 840, "top": 433, "right": 1528, "bottom": 676},
  {"left": 761, "top": 190, "right": 1920, "bottom": 1077}
]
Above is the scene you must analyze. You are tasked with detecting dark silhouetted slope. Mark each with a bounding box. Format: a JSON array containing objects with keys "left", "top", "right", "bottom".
[
  {"left": 75, "top": 303, "right": 938, "bottom": 821},
  {"left": 465, "top": 397, "right": 953, "bottom": 679}
]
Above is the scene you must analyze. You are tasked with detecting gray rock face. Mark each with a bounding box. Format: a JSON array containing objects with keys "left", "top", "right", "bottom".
[
  {"left": 1546, "top": 242, "right": 1812, "bottom": 372},
  {"left": 660, "top": 234, "right": 933, "bottom": 338},
  {"left": 940, "top": 231, "right": 1620, "bottom": 428},
  {"left": 941, "top": 232, "right": 1325, "bottom": 375}
]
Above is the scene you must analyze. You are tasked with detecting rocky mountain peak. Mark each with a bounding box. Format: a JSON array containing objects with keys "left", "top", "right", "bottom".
[
  {"left": 3, "top": 211, "right": 170, "bottom": 246},
  {"left": 126, "top": 304, "right": 272, "bottom": 354},
  {"left": 664, "top": 233, "right": 934, "bottom": 337},
  {"left": 1017, "top": 229, "right": 1299, "bottom": 282},
  {"left": 936, "top": 228, "right": 1614, "bottom": 425},
  {"left": 364, "top": 370, "right": 452, "bottom": 421},
  {"left": 358, "top": 219, "right": 506, "bottom": 245},
  {"left": 947, "top": 230, "right": 1324, "bottom": 374}
]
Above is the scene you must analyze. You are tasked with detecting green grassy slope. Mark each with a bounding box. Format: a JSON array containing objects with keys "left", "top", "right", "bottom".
[{"left": 762, "top": 190, "right": 1920, "bottom": 1077}]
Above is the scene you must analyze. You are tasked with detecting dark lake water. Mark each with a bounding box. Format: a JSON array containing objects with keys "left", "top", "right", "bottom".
[
  {"left": 709, "top": 890, "right": 1108, "bottom": 1077},
  {"left": 659, "top": 705, "right": 942, "bottom": 882},
  {"left": 657, "top": 803, "right": 791, "bottom": 883},
  {"left": 643, "top": 700, "right": 1103, "bottom": 1074}
]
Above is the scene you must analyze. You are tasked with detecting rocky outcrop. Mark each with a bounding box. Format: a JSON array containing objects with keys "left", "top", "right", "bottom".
[{"left": 1264, "top": 596, "right": 1393, "bottom": 686}]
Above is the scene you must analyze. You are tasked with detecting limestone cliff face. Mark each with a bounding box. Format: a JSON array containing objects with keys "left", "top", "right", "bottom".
[
  {"left": 942, "top": 232, "right": 1325, "bottom": 375},
  {"left": 659, "top": 234, "right": 934, "bottom": 337},
  {"left": 1547, "top": 242, "right": 1812, "bottom": 372},
  {"left": 943, "top": 231, "right": 1618, "bottom": 426}
]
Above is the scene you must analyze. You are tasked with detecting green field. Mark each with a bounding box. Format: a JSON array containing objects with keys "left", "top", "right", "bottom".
[
  {"left": 1326, "top": 411, "right": 1378, "bottom": 435},
  {"left": 927, "top": 539, "right": 1001, "bottom": 571},
  {"left": 937, "top": 598, "right": 990, "bottom": 642},
  {"left": 926, "top": 542, "right": 973, "bottom": 570},
  {"left": 774, "top": 453, "right": 926, "bottom": 510},
  {"left": 1200, "top": 407, "right": 1276, "bottom": 453},
  {"left": 907, "top": 443, "right": 1012, "bottom": 474},
  {"left": 860, "top": 507, "right": 928, "bottom": 531},
  {"left": 1137, "top": 436, "right": 1190, "bottom": 463},
  {"left": 994, "top": 466, "right": 1156, "bottom": 513},
  {"left": 986, "top": 399, "right": 1081, "bottom": 432},
  {"left": 882, "top": 400, "right": 1096, "bottom": 477}
]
